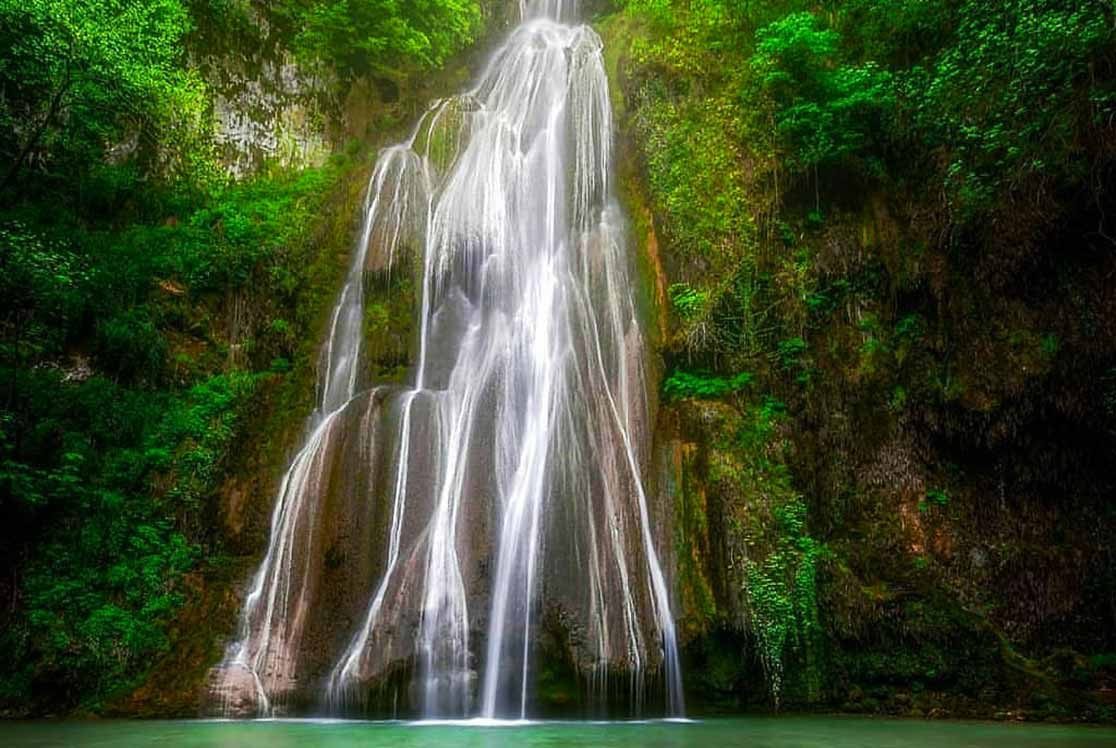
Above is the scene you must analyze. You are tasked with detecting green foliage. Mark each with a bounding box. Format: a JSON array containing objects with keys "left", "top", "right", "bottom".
[
  {"left": 776, "top": 336, "right": 806, "bottom": 368},
  {"left": 639, "top": 94, "right": 753, "bottom": 260},
  {"left": 96, "top": 309, "right": 168, "bottom": 384},
  {"left": 663, "top": 370, "right": 753, "bottom": 401},
  {"left": 1040, "top": 333, "right": 1060, "bottom": 358},
  {"left": 0, "top": 222, "right": 88, "bottom": 362},
  {"left": 0, "top": 159, "right": 354, "bottom": 711},
  {"left": 840, "top": 0, "right": 951, "bottom": 66},
  {"left": 151, "top": 372, "right": 264, "bottom": 513},
  {"left": 0, "top": 0, "right": 209, "bottom": 193},
  {"left": 751, "top": 11, "right": 894, "bottom": 176},
  {"left": 715, "top": 396, "right": 823, "bottom": 705},
  {"left": 743, "top": 498, "right": 823, "bottom": 705},
  {"left": 166, "top": 162, "right": 347, "bottom": 293},
  {"left": 275, "top": 0, "right": 482, "bottom": 78},
  {"left": 20, "top": 505, "right": 195, "bottom": 698},
  {"left": 0, "top": 366, "right": 263, "bottom": 702},
  {"left": 905, "top": 0, "right": 1115, "bottom": 215},
  {"left": 0, "top": 372, "right": 167, "bottom": 698},
  {"left": 0, "top": 0, "right": 486, "bottom": 204},
  {"left": 668, "top": 282, "right": 709, "bottom": 320},
  {"left": 919, "top": 487, "right": 950, "bottom": 514},
  {"left": 776, "top": 337, "right": 814, "bottom": 385}
]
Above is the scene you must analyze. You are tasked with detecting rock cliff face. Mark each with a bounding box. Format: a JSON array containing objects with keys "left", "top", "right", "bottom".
[
  {"left": 191, "top": 2, "right": 503, "bottom": 177},
  {"left": 602, "top": 8, "right": 1116, "bottom": 722}
]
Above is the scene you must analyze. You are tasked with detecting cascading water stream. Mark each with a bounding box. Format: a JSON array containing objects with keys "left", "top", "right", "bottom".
[{"left": 211, "top": 0, "right": 684, "bottom": 720}]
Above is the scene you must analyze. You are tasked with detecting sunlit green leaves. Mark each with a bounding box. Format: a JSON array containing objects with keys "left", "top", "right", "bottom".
[
  {"left": 751, "top": 12, "right": 894, "bottom": 175},
  {"left": 668, "top": 282, "right": 709, "bottom": 319},
  {"left": 0, "top": 0, "right": 207, "bottom": 188},
  {"left": 663, "top": 369, "right": 753, "bottom": 400},
  {"left": 276, "top": 0, "right": 482, "bottom": 78}
]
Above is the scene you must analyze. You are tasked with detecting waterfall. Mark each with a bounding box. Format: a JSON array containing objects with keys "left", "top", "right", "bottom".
[{"left": 210, "top": 0, "right": 684, "bottom": 720}]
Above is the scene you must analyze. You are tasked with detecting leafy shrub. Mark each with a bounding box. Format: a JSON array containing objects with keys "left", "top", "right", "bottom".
[
  {"left": 274, "top": 0, "right": 483, "bottom": 78},
  {"left": 909, "top": 0, "right": 1115, "bottom": 215},
  {"left": 663, "top": 370, "right": 753, "bottom": 400},
  {"left": 96, "top": 309, "right": 167, "bottom": 384},
  {"left": 751, "top": 11, "right": 894, "bottom": 179},
  {"left": 919, "top": 488, "right": 950, "bottom": 514},
  {"left": 668, "top": 282, "right": 709, "bottom": 320},
  {"left": 0, "top": 0, "right": 207, "bottom": 192}
]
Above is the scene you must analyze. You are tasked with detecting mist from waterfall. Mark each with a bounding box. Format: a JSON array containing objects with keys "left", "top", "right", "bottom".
[{"left": 210, "top": 0, "right": 684, "bottom": 720}]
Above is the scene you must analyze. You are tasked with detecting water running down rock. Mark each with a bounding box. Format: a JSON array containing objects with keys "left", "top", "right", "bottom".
[{"left": 210, "top": 0, "right": 683, "bottom": 719}]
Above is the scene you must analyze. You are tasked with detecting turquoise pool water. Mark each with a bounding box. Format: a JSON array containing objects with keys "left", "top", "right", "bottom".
[{"left": 2, "top": 716, "right": 1115, "bottom": 747}]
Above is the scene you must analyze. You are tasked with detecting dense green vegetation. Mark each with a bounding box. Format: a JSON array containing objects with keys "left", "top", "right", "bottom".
[
  {"left": 604, "top": 0, "right": 1116, "bottom": 719},
  {"left": 0, "top": 0, "right": 484, "bottom": 714},
  {"left": 0, "top": 161, "right": 359, "bottom": 708},
  {"left": 273, "top": 0, "right": 483, "bottom": 76}
]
